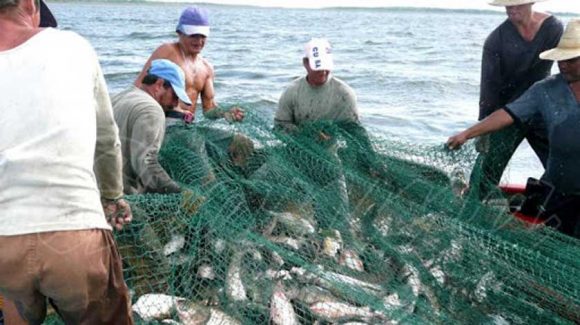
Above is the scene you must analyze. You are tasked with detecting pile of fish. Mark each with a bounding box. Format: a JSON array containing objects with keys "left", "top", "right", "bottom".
[{"left": 129, "top": 202, "right": 512, "bottom": 325}]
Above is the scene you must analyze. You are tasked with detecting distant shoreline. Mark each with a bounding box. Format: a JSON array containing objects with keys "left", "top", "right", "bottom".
[{"left": 48, "top": 1, "right": 578, "bottom": 16}]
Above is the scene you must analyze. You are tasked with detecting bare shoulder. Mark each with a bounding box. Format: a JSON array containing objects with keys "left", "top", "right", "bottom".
[
  {"left": 150, "top": 42, "right": 181, "bottom": 60},
  {"left": 200, "top": 57, "right": 215, "bottom": 76}
]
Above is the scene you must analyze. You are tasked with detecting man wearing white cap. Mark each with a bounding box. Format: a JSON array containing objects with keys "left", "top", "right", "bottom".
[
  {"left": 135, "top": 6, "right": 243, "bottom": 123},
  {"left": 447, "top": 19, "right": 580, "bottom": 238},
  {"left": 275, "top": 38, "right": 359, "bottom": 133},
  {"left": 471, "top": 0, "right": 563, "bottom": 200},
  {"left": 275, "top": 38, "right": 363, "bottom": 244}
]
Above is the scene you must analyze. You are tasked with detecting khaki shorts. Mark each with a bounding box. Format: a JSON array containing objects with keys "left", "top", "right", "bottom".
[{"left": 0, "top": 229, "right": 133, "bottom": 324}]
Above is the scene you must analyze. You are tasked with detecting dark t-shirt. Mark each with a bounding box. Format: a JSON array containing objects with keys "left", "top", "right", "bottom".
[
  {"left": 479, "top": 16, "right": 563, "bottom": 120},
  {"left": 505, "top": 74, "right": 580, "bottom": 195}
]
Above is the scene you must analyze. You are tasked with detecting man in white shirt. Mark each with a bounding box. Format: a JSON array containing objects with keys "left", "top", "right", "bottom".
[{"left": 0, "top": 0, "right": 133, "bottom": 323}]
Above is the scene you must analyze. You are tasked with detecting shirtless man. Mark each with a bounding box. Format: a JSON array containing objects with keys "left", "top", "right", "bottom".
[{"left": 135, "top": 6, "right": 243, "bottom": 122}]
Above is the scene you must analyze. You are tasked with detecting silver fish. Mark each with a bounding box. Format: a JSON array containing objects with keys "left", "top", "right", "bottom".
[
  {"left": 132, "top": 294, "right": 185, "bottom": 321},
  {"left": 163, "top": 234, "right": 185, "bottom": 256},
  {"left": 176, "top": 301, "right": 241, "bottom": 325},
  {"left": 267, "top": 210, "right": 316, "bottom": 236},
  {"left": 226, "top": 249, "right": 247, "bottom": 302},
  {"left": 338, "top": 249, "right": 365, "bottom": 272},
  {"left": 270, "top": 282, "right": 300, "bottom": 325},
  {"left": 197, "top": 263, "right": 216, "bottom": 280},
  {"left": 309, "top": 301, "right": 386, "bottom": 323},
  {"left": 295, "top": 286, "right": 340, "bottom": 305},
  {"left": 268, "top": 236, "right": 302, "bottom": 250}
]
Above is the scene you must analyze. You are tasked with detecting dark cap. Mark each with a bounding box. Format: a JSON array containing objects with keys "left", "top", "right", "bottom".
[{"left": 39, "top": 0, "right": 57, "bottom": 28}]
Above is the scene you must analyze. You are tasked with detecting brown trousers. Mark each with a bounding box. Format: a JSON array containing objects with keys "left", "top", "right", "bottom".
[{"left": 0, "top": 229, "right": 133, "bottom": 325}]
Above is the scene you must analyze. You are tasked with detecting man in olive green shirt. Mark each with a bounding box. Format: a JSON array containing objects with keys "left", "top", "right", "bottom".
[
  {"left": 113, "top": 59, "right": 191, "bottom": 194},
  {"left": 274, "top": 38, "right": 362, "bottom": 242},
  {"left": 275, "top": 38, "right": 359, "bottom": 133}
]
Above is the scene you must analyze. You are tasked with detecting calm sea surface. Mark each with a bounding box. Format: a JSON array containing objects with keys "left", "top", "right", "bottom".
[{"left": 49, "top": 2, "right": 574, "bottom": 183}]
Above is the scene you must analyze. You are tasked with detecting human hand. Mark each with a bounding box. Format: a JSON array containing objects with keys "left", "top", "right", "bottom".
[
  {"left": 183, "top": 111, "right": 194, "bottom": 124},
  {"left": 446, "top": 132, "right": 468, "bottom": 150},
  {"left": 318, "top": 131, "right": 331, "bottom": 142},
  {"left": 181, "top": 189, "right": 206, "bottom": 215},
  {"left": 102, "top": 198, "right": 132, "bottom": 231},
  {"left": 224, "top": 106, "right": 245, "bottom": 122}
]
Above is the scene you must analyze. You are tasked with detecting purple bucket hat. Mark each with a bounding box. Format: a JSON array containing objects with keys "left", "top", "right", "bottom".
[{"left": 176, "top": 7, "right": 210, "bottom": 37}]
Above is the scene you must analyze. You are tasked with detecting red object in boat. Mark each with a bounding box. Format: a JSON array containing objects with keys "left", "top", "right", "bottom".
[{"left": 499, "top": 184, "right": 544, "bottom": 225}]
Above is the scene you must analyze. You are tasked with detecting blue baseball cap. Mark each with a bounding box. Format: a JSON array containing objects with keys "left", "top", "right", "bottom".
[
  {"left": 148, "top": 59, "right": 192, "bottom": 105},
  {"left": 176, "top": 7, "right": 210, "bottom": 37}
]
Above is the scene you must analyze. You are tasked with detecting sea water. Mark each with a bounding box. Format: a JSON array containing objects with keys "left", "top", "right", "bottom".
[{"left": 50, "top": 2, "right": 575, "bottom": 184}]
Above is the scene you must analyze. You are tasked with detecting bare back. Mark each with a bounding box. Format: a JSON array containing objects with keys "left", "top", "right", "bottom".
[{"left": 134, "top": 42, "right": 216, "bottom": 115}]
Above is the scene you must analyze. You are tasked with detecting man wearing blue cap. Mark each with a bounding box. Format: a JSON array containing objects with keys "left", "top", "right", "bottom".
[
  {"left": 135, "top": 6, "right": 243, "bottom": 122},
  {"left": 113, "top": 59, "right": 190, "bottom": 194}
]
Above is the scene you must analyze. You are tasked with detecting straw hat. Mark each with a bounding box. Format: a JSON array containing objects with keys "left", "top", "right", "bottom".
[
  {"left": 488, "top": 0, "right": 546, "bottom": 6},
  {"left": 540, "top": 19, "right": 580, "bottom": 61}
]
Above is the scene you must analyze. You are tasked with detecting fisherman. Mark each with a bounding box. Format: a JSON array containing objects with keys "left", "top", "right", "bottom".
[
  {"left": 470, "top": 0, "right": 563, "bottom": 200},
  {"left": 135, "top": 6, "right": 243, "bottom": 122},
  {"left": 113, "top": 59, "right": 189, "bottom": 194},
  {"left": 0, "top": 0, "right": 133, "bottom": 323},
  {"left": 135, "top": 6, "right": 253, "bottom": 171},
  {"left": 275, "top": 38, "right": 367, "bottom": 243},
  {"left": 447, "top": 18, "right": 580, "bottom": 238}
]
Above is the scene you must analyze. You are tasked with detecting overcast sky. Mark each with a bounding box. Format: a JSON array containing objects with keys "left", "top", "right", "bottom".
[{"left": 184, "top": 0, "right": 580, "bottom": 13}]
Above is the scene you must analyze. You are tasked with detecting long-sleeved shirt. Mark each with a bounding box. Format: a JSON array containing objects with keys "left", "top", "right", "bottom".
[
  {"left": 112, "top": 86, "right": 181, "bottom": 194},
  {"left": 479, "top": 16, "right": 563, "bottom": 120},
  {"left": 0, "top": 28, "right": 123, "bottom": 235}
]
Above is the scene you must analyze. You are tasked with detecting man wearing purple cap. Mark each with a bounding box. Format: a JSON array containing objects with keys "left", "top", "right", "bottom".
[{"left": 135, "top": 6, "right": 243, "bottom": 123}]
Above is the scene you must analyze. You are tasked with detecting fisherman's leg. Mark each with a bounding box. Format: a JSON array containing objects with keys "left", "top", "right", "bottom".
[
  {"left": 469, "top": 125, "right": 523, "bottom": 200},
  {"left": 544, "top": 196, "right": 580, "bottom": 239},
  {"left": 0, "top": 234, "right": 48, "bottom": 325},
  {"left": 37, "top": 230, "right": 132, "bottom": 325}
]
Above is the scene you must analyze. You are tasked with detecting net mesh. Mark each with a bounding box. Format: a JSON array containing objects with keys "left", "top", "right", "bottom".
[{"left": 33, "top": 111, "right": 580, "bottom": 324}]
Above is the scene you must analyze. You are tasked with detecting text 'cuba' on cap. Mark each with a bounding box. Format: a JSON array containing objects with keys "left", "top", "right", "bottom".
[
  {"left": 176, "top": 6, "right": 210, "bottom": 37},
  {"left": 148, "top": 59, "right": 192, "bottom": 105},
  {"left": 304, "top": 38, "right": 334, "bottom": 71}
]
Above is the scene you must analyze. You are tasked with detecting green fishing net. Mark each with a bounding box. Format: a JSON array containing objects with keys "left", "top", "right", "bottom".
[{"left": 38, "top": 111, "right": 580, "bottom": 324}]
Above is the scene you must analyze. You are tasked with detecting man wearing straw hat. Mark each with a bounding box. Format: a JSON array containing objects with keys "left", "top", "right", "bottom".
[
  {"left": 471, "top": 0, "right": 563, "bottom": 200},
  {"left": 447, "top": 18, "right": 580, "bottom": 238}
]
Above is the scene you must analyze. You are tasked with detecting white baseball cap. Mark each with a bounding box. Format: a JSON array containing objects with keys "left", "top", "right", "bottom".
[{"left": 304, "top": 38, "right": 334, "bottom": 71}]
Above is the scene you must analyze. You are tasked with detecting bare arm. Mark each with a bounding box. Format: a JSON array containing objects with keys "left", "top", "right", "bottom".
[
  {"left": 447, "top": 109, "right": 514, "bottom": 149},
  {"left": 201, "top": 66, "right": 245, "bottom": 121}
]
